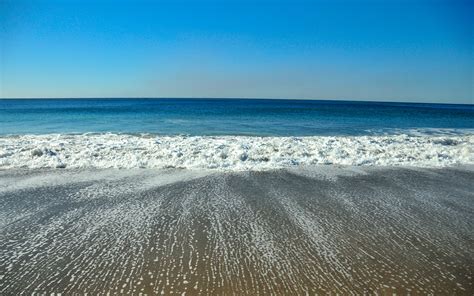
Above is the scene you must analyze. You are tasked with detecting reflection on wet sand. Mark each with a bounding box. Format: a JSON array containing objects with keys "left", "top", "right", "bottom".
[{"left": 0, "top": 167, "right": 473, "bottom": 294}]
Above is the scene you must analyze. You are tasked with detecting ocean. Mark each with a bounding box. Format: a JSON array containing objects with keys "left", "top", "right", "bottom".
[
  {"left": 0, "top": 98, "right": 473, "bottom": 169},
  {"left": 1, "top": 98, "right": 473, "bottom": 136}
]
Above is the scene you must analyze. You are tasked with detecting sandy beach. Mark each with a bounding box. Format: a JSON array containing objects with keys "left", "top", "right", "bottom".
[{"left": 1, "top": 166, "right": 472, "bottom": 294}]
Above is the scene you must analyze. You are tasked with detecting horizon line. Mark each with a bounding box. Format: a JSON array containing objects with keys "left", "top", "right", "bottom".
[{"left": 0, "top": 97, "right": 472, "bottom": 106}]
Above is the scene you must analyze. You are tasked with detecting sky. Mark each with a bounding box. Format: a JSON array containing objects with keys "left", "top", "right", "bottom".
[{"left": 0, "top": 0, "right": 472, "bottom": 103}]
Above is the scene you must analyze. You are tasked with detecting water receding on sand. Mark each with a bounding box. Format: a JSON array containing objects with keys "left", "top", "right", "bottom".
[{"left": 0, "top": 167, "right": 473, "bottom": 294}]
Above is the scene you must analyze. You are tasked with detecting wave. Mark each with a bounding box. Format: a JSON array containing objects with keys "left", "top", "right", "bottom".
[{"left": 0, "top": 133, "right": 472, "bottom": 170}]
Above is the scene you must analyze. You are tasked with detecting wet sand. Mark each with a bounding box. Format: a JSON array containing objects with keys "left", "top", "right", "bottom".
[{"left": 0, "top": 166, "right": 473, "bottom": 294}]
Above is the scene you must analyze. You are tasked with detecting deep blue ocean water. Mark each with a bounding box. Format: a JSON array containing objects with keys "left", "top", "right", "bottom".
[{"left": 0, "top": 99, "right": 472, "bottom": 136}]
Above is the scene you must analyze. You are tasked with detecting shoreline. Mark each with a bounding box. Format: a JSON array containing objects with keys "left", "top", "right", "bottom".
[{"left": 1, "top": 166, "right": 473, "bottom": 294}]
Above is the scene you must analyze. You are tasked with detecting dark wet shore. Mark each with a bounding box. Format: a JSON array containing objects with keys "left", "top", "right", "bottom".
[{"left": 0, "top": 166, "right": 473, "bottom": 294}]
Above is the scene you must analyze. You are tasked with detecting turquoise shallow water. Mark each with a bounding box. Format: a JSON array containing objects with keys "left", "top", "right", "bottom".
[{"left": 0, "top": 98, "right": 472, "bottom": 136}]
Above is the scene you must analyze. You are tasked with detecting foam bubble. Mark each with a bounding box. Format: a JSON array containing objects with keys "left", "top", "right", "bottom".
[{"left": 0, "top": 133, "right": 472, "bottom": 170}]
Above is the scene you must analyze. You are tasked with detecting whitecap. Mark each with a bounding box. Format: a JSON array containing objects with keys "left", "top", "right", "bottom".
[{"left": 0, "top": 133, "right": 472, "bottom": 170}]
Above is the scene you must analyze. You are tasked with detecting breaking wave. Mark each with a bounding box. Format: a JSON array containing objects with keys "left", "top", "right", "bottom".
[{"left": 0, "top": 133, "right": 472, "bottom": 170}]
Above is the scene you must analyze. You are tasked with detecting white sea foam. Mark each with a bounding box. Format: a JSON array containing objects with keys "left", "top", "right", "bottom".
[{"left": 0, "top": 133, "right": 472, "bottom": 170}]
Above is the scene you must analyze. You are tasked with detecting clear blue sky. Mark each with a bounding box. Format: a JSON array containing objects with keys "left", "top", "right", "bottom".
[{"left": 0, "top": 0, "right": 472, "bottom": 103}]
